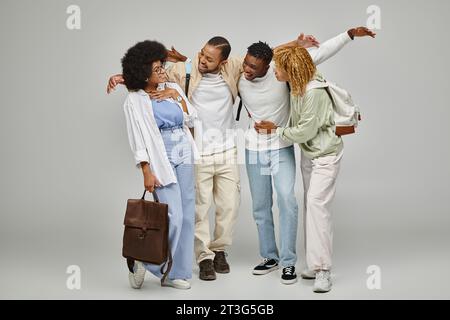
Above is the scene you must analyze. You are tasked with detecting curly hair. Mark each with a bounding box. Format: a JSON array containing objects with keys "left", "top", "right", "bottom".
[
  {"left": 247, "top": 41, "right": 273, "bottom": 65},
  {"left": 273, "top": 46, "right": 316, "bottom": 96},
  {"left": 121, "top": 40, "right": 167, "bottom": 91}
]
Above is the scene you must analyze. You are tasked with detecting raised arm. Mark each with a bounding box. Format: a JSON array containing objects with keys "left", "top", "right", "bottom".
[
  {"left": 274, "top": 33, "right": 321, "bottom": 51},
  {"left": 308, "top": 26, "right": 376, "bottom": 65}
]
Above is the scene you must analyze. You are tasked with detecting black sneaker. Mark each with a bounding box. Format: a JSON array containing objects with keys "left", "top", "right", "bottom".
[
  {"left": 281, "top": 266, "right": 297, "bottom": 284},
  {"left": 252, "top": 258, "right": 279, "bottom": 275}
]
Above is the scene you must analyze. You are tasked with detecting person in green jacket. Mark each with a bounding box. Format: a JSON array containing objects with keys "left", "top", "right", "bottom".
[{"left": 255, "top": 45, "right": 344, "bottom": 293}]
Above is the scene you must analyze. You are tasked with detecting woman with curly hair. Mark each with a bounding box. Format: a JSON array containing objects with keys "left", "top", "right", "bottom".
[
  {"left": 255, "top": 46, "right": 344, "bottom": 293},
  {"left": 121, "top": 40, "right": 198, "bottom": 290}
]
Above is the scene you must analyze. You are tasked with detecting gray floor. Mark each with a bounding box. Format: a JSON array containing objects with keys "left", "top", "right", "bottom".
[
  {"left": 1, "top": 146, "right": 449, "bottom": 300},
  {"left": 1, "top": 221, "right": 449, "bottom": 300}
]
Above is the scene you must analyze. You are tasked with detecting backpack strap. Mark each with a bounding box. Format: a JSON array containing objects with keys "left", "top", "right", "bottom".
[
  {"left": 286, "top": 82, "right": 291, "bottom": 92},
  {"left": 235, "top": 93, "right": 251, "bottom": 121},
  {"left": 236, "top": 93, "right": 243, "bottom": 121},
  {"left": 185, "top": 60, "right": 192, "bottom": 95}
]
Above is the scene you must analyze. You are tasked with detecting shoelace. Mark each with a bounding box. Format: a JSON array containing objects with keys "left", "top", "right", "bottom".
[
  {"left": 283, "top": 266, "right": 295, "bottom": 275},
  {"left": 316, "top": 271, "right": 330, "bottom": 281},
  {"left": 259, "top": 258, "right": 271, "bottom": 266}
]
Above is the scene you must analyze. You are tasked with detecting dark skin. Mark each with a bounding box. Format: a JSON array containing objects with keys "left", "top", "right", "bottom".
[
  {"left": 197, "top": 45, "right": 228, "bottom": 74},
  {"left": 242, "top": 54, "right": 270, "bottom": 81},
  {"left": 242, "top": 34, "right": 323, "bottom": 82}
]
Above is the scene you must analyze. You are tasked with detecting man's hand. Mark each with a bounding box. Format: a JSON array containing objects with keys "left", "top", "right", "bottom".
[
  {"left": 167, "top": 46, "right": 187, "bottom": 63},
  {"left": 107, "top": 74, "right": 124, "bottom": 94},
  {"left": 297, "top": 33, "right": 320, "bottom": 48},
  {"left": 347, "top": 27, "right": 376, "bottom": 40},
  {"left": 254, "top": 120, "right": 278, "bottom": 134},
  {"left": 275, "top": 33, "right": 320, "bottom": 51}
]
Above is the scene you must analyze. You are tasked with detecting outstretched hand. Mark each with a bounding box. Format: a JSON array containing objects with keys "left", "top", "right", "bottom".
[
  {"left": 107, "top": 74, "right": 124, "bottom": 94},
  {"left": 348, "top": 27, "right": 377, "bottom": 39}
]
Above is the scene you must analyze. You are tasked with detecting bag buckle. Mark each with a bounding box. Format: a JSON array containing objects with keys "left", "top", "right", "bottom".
[{"left": 138, "top": 227, "right": 148, "bottom": 240}]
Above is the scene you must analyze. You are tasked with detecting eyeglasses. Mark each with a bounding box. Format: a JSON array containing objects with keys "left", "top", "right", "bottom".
[{"left": 152, "top": 64, "right": 166, "bottom": 74}]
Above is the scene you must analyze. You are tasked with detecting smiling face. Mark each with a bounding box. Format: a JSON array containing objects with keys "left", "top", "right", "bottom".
[
  {"left": 198, "top": 44, "right": 227, "bottom": 74},
  {"left": 243, "top": 53, "right": 270, "bottom": 81},
  {"left": 147, "top": 61, "right": 167, "bottom": 87}
]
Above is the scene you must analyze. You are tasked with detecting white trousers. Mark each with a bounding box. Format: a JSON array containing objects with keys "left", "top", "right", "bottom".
[
  {"left": 194, "top": 147, "right": 240, "bottom": 263},
  {"left": 301, "top": 150, "right": 343, "bottom": 271}
]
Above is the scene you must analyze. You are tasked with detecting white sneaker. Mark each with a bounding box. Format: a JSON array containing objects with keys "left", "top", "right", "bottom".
[
  {"left": 161, "top": 278, "right": 191, "bottom": 290},
  {"left": 300, "top": 269, "right": 316, "bottom": 280},
  {"left": 128, "top": 261, "right": 146, "bottom": 289},
  {"left": 313, "top": 270, "right": 332, "bottom": 293}
]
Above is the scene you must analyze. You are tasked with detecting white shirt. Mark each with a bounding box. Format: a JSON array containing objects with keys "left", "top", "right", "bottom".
[
  {"left": 190, "top": 73, "right": 236, "bottom": 155},
  {"left": 123, "top": 82, "right": 199, "bottom": 187},
  {"left": 239, "top": 66, "right": 293, "bottom": 151},
  {"left": 238, "top": 32, "right": 353, "bottom": 151}
]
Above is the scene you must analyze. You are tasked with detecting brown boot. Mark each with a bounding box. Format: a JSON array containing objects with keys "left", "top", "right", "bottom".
[
  {"left": 213, "top": 251, "right": 230, "bottom": 274},
  {"left": 199, "top": 259, "right": 216, "bottom": 281}
]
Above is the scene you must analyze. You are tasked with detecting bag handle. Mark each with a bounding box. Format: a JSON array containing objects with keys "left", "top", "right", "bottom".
[{"left": 141, "top": 190, "right": 160, "bottom": 203}]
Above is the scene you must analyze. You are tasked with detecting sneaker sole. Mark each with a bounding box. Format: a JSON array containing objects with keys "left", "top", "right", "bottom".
[
  {"left": 215, "top": 268, "right": 230, "bottom": 274},
  {"left": 281, "top": 277, "right": 298, "bottom": 285},
  {"left": 161, "top": 282, "right": 191, "bottom": 290},
  {"left": 252, "top": 266, "right": 279, "bottom": 275},
  {"left": 199, "top": 275, "right": 217, "bottom": 281},
  {"left": 313, "top": 286, "right": 331, "bottom": 293},
  {"left": 301, "top": 274, "right": 316, "bottom": 280}
]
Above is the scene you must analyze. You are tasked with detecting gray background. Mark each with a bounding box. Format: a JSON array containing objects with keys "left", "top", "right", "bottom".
[{"left": 1, "top": 0, "right": 449, "bottom": 299}]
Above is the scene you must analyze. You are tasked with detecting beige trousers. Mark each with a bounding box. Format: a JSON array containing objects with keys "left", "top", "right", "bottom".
[
  {"left": 194, "top": 147, "right": 240, "bottom": 263},
  {"left": 301, "top": 150, "right": 343, "bottom": 271}
]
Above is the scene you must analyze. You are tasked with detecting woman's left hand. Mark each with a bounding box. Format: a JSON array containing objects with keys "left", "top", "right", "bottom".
[
  {"left": 254, "top": 121, "right": 278, "bottom": 134},
  {"left": 149, "top": 88, "right": 179, "bottom": 101}
]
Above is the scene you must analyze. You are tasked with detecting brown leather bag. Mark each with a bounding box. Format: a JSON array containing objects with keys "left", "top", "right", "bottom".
[{"left": 122, "top": 190, "right": 172, "bottom": 283}]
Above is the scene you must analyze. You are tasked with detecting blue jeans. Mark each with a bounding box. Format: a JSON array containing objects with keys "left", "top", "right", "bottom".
[
  {"left": 144, "top": 128, "right": 195, "bottom": 280},
  {"left": 245, "top": 146, "right": 298, "bottom": 267}
]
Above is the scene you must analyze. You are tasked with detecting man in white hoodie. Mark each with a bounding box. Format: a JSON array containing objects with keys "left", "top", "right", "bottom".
[{"left": 238, "top": 27, "right": 375, "bottom": 285}]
